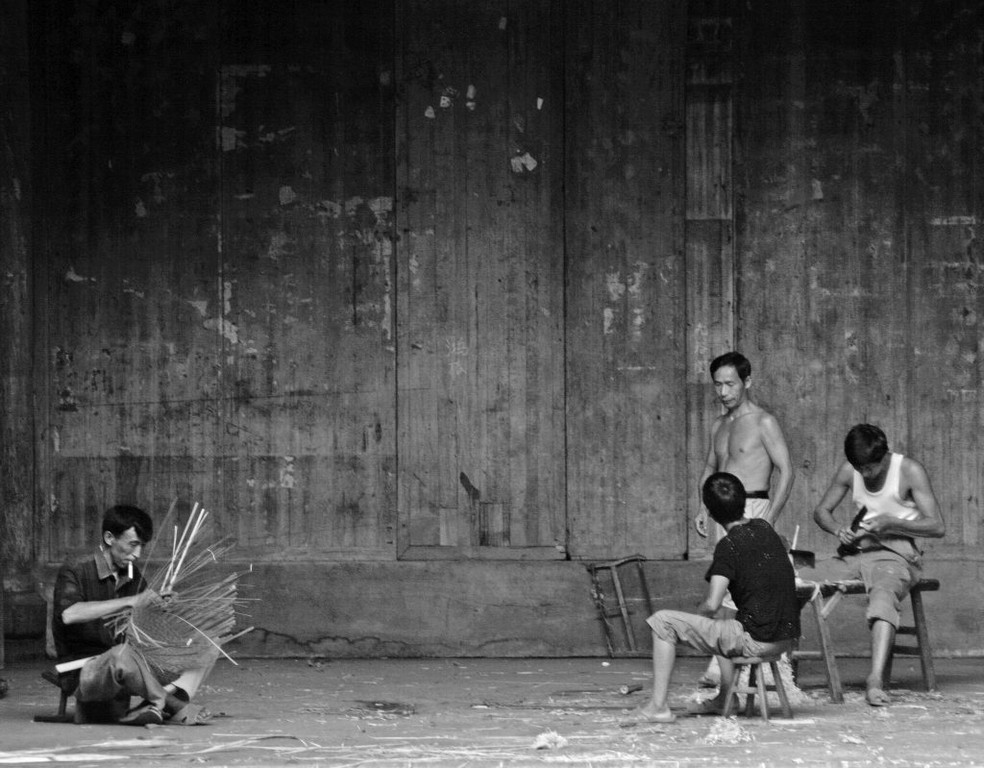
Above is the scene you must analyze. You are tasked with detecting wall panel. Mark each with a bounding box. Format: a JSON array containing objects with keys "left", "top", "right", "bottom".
[
  {"left": 564, "top": 0, "right": 687, "bottom": 560},
  {"left": 906, "top": 1, "right": 984, "bottom": 557},
  {"left": 33, "top": 0, "right": 397, "bottom": 563},
  {"left": 395, "top": 0, "right": 565, "bottom": 559}
]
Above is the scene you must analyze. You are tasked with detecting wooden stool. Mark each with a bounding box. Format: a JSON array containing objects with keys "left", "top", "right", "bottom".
[
  {"left": 34, "top": 668, "right": 79, "bottom": 723},
  {"left": 720, "top": 656, "right": 793, "bottom": 722}
]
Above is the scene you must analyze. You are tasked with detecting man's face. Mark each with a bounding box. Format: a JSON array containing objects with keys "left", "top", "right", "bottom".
[
  {"left": 103, "top": 526, "right": 144, "bottom": 570},
  {"left": 712, "top": 365, "right": 749, "bottom": 410},
  {"left": 851, "top": 453, "right": 890, "bottom": 484}
]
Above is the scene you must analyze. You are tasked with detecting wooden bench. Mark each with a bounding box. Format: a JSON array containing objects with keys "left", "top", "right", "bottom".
[{"left": 794, "top": 577, "right": 939, "bottom": 703}]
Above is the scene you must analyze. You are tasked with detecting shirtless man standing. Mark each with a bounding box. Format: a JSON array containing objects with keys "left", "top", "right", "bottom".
[{"left": 694, "top": 351, "right": 795, "bottom": 687}]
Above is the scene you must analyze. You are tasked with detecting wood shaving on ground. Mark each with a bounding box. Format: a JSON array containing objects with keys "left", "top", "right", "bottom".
[
  {"left": 702, "top": 716, "right": 753, "bottom": 744},
  {"left": 532, "top": 730, "right": 568, "bottom": 749}
]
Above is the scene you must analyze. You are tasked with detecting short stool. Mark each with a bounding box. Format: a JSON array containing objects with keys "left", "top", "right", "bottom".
[{"left": 721, "top": 656, "right": 793, "bottom": 722}]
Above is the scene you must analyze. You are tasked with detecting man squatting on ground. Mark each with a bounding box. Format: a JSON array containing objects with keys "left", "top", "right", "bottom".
[
  {"left": 52, "top": 505, "right": 215, "bottom": 725},
  {"left": 798, "top": 424, "right": 945, "bottom": 707},
  {"left": 694, "top": 351, "right": 794, "bottom": 688},
  {"left": 633, "top": 472, "right": 800, "bottom": 722}
]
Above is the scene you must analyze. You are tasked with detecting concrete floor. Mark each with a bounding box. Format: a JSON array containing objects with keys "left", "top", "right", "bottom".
[{"left": 0, "top": 655, "right": 982, "bottom": 766}]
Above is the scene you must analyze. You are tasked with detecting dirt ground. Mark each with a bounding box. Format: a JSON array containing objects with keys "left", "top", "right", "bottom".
[{"left": 0, "top": 655, "right": 982, "bottom": 766}]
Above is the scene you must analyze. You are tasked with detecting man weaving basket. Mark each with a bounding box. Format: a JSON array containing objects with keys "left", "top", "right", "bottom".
[{"left": 52, "top": 504, "right": 223, "bottom": 725}]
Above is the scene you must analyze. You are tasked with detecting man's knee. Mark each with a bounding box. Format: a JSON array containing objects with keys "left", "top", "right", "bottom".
[
  {"left": 647, "top": 609, "right": 686, "bottom": 644},
  {"left": 865, "top": 589, "right": 903, "bottom": 629}
]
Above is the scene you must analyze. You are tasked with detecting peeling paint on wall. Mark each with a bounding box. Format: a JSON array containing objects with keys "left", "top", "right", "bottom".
[
  {"left": 931, "top": 216, "right": 977, "bottom": 226},
  {"left": 446, "top": 337, "right": 467, "bottom": 377},
  {"left": 64, "top": 267, "right": 94, "bottom": 283},
  {"left": 203, "top": 316, "right": 240, "bottom": 344},
  {"left": 280, "top": 455, "right": 296, "bottom": 489}
]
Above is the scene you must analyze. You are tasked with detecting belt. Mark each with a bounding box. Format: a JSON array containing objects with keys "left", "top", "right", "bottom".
[{"left": 746, "top": 490, "right": 769, "bottom": 500}]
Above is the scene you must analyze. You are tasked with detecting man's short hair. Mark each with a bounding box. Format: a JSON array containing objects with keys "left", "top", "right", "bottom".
[
  {"left": 702, "top": 472, "right": 747, "bottom": 526},
  {"left": 844, "top": 424, "right": 889, "bottom": 467},
  {"left": 102, "top": 505, "right": 154, "bottom": 543},
  {"left": 709, "top": 351, "right": 751, "bottom": 381}
]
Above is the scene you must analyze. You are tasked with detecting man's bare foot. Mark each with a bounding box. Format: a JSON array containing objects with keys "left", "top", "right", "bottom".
[
  {"left": 865, "top": 675, "right": 890, "bottom": 707},
  {"left": 626, "top": 700, "right": 676, "bottom": 723},
  {"left": 687, "top": 691, "right": 739, "bottom": 716},
  {"left": 865, "top": 676, "right": 890, "bottom": 707}
]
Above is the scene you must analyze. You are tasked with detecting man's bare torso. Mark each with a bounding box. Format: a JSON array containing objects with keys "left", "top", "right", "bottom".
[{"left": 711, "top": 405, "right": 774, "bottom": 493}]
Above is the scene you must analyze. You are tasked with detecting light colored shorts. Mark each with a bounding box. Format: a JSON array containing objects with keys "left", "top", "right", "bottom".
[
  {"left": 646, "top": 609, "right": 796, "bottom": 659},
  {"left": 797, "top": 549, "right": 919, "bottom": 628}
]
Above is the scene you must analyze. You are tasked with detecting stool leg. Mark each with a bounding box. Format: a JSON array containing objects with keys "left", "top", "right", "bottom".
[
  {"left": 910, "top": 589, "right": 937, "bottom": 691},
  {"left": 753, "top": 665, "right": 770, "bottom": 721},
  {"left": 811, "top": 593, "right": 844, "bottom": 703},
  {"left": 770, "top": 661, "right": 793, "bottom": 718},
  {"left": 743, "top": 665, "right": 757, "bottom": 718},
  {"left": 721, "top": 665, "right": 741, "bottom": 718}
]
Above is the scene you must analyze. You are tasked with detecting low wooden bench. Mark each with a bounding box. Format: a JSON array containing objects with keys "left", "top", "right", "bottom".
[
  {"left": 34, "top": 668, "right": 79, "bottom": 723},
  {"left": 794, "top": 577, "right": 939, "bottom": 703}
]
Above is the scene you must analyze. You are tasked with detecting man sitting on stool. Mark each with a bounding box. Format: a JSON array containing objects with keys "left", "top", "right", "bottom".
[
  {"left": 797, "top": 424, "right": 945, "bottom": 707},
  {"left": 52, "top": 504, "right": 215, "bottom": 725},
  {"left": 632, "top": 472, "right": 800, "bottom": 722}
]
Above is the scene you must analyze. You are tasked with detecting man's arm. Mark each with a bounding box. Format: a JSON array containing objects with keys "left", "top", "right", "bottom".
[
  {"left": 760, "top": 412, "right": 794, "bottom": 525},
  {"left": 860, "top": 458, "right": 945, "bottom": 539},
  {"left": 812, "top": 461, "right": 857, "bottom": 547},
  {"left": 697, "top": 575, "right": 730, "bottom": 617},
  {"left": 61, "top": 594, "right": 143, "bottom": 625}
]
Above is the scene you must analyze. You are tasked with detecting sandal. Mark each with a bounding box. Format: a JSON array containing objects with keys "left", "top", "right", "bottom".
[
  {"left": 168, "top": 702, "right": 213, "bottom": 725},
  {"left": 119, "top": 703, "right": 164, "bottom": 726}
]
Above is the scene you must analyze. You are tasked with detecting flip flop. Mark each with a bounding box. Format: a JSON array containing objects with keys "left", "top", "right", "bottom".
[
  {"left": 866, "top": 687, "right": 890, "bottom": 707},
  {"left": 168, "top": 703, "right": 213, "bottom": 725},
  {"left": 119, "top": 703, "right": 164, "bottom": 726}
]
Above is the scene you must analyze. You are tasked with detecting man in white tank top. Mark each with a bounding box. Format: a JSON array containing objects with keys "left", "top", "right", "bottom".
[{"left": 798, "top": 424, "right": 945, "bottom": 707}]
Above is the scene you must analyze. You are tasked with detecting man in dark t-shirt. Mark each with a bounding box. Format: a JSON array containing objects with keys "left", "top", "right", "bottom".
[{"left": 632, "top": 472, "right": 800, "bottom": 723}]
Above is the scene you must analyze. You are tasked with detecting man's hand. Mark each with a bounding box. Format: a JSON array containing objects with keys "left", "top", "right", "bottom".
[
  {"left": 134, "top": 589, "right": 178, "bottom": 612},
  {"left": 834, "top": 526, "right": 861, "bottom": 547},
  {"left": 695, "top": 509, "right": 709, "bottom": 538},
  {"left": 858, "top": 515, "right": 891, "bottom": 536}
]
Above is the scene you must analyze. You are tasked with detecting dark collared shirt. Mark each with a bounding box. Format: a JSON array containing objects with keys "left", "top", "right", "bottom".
[{"left": 52, "top": 549, "right": 145, "bottom": 661}]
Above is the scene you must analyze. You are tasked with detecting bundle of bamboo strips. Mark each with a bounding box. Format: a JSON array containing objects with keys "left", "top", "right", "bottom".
[{"left": 109, "top": 501, "right": 252, "bottom": 680}]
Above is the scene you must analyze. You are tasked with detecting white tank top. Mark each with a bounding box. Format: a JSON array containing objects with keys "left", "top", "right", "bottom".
[
  {"left": 852, "top": 453, "right": 919, "bottom": 522},
  {"left": 851, "top": 452, "right": 920, "bottom": 560}
]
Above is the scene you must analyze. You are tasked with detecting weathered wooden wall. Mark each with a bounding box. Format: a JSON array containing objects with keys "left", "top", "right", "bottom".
[
  {"left": 2, "top": 0, "right": 983, "bottom": 657},
  {"left": 0, "top": 0, "right": 34, "bottom": 667},
  {"left": 396, "top": 0, "right": 566, "bottom": 559},
  {"left": 736, "top": 0, "right": 984, "bottom": 570}
]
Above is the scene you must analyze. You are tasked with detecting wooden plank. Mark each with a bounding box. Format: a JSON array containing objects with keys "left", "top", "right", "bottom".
[
  {"left": 684, "top": 2, "right": 735, "bottom": 558},
  {"left": 905, "top": 1, "right": 984, "bottom": 554},
  {"left": 565, "top": 0, "right": 687, "bottom": 560},
  {"left": 733, "top": 0, "right": 913, "bottom": 552},
  {"left": 0, "top": 0, "right": 32, "bottom": 667},
  {"left": 395, "top": 0, "right": 565, "bottom": 558}
]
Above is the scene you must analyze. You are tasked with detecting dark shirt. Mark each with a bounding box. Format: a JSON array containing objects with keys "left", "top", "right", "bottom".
[
  {"left": 52, "top": 549, "right": 145, "bottom": 661},
  {"left": 706, "top": 518, "right": 801, "bottom": 643}
]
